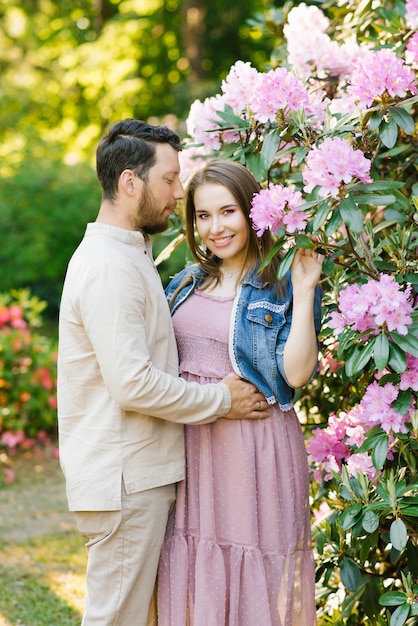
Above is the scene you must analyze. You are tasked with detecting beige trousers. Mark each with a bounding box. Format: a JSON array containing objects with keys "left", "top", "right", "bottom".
[{"left": 75, "top": 481, "right": 176, "bottom": 626}]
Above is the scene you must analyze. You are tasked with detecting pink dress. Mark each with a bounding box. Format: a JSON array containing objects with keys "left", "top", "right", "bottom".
[{"left": 158, "top": 290, "right": 317, "bottom": 626}]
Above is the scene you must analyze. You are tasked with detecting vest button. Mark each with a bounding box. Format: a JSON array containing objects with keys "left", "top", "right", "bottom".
[{"left": 265, "top": 313, "right": 273, "bottom": 323}]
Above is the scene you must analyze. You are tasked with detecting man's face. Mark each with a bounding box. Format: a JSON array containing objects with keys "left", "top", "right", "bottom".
[{"left": 134, "top": 143, "right": 185, "bottom": 235}]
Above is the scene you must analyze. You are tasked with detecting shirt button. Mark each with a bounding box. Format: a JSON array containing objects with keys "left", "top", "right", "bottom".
[{"left": 265, "top": 313, "right": 273, "bottom": 323}]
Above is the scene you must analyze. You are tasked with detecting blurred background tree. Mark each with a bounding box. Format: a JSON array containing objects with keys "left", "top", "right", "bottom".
[{"left": 0, "top": 0, "right": 284, "bottom": 318}]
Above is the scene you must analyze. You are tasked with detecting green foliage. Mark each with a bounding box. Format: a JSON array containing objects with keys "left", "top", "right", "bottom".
[
  {"left": 0, "top": 0, "right": 274, "bottom": 165},
  {"left": 0, "top": 158, "right": 99, "bottom": 314}
]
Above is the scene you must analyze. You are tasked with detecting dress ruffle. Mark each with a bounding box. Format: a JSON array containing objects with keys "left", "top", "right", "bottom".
[{"left": 158, "top": 531, "right": 315, "bottom": 626}]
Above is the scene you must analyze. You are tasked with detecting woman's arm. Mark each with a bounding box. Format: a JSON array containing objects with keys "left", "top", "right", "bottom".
[{"left": 283, "top": 247, "right": 323, "bottom": 388}]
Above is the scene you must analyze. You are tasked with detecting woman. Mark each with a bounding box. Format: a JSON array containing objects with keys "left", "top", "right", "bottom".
[{"left": 158, "top": 160, "right": 322, "bottom": 625}]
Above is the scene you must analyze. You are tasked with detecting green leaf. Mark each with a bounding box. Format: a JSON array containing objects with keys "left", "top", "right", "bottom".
[
  {"left": 352, "top": 193, "right": 396, "bottom": 205},
  {"left": 362, "top": 510, "right": 379, "bottom": 533},
  {"left": 379, "top": 591, "right": 408, "bottom": 606},
  {"left": 349, "top": 180, "right": 405, "bottom": 192},
  {"left": 380, "top": 117, "right": 398, "bottom": 148},
  {"left": 277, "top": 246, "right": 297, "bottom": 281},
  {"left": 345, "top": 339, "right": 375, "bottom": 377},
  {"left": 295, "top": 146, "right": 309, "bottom": 164},
  {"left": 325, "top": 208, "right": 343, "bottom": 236},
  {"left": 392, "top": 389, "right": 412, "bottom": 415},
  {"left": 390, "top": 518, "right": 408, "bottom": 551},
  {"left": 374, "top": 333, "right": 390, "bottom": 370},
  {"left": 390, "top": 107, "right": 415, "bottom": 135},
  {"left": 261, "top": 130, "right": 282, "bottom": 171},
  {"left": 295, "top": 234, "right": 315, "bottom": 249},
  {"left": 340, "top": 502, "right": 363, "bottom": 530},
  {"left": 312, "top": 200, "right": 331, "bottom": 231},
  {"left": 216, "top": 104, "right": 250, "bottom": 128},
  {"left": 244, "top": 151, "right": 265, "bottom": 182},
  {"left": 390, "top": 602, "right": 410, "bottom": 626},
  {"left": 400, "top": 506, "right": 418, "bottom": 517},
  {"left": 388, "top": 342, "right": 407, "bottom": 373},
  {"left": 340, "top": 557, "right": 362, "bottom": 592},
  {"left": 322, "top": 257, "right": 335, "bottom": 275},
  {"left": 372, "top": 436, "right": 388, "bottom": 470},
  {"left": 390, "top": 332, "right": 418, "bottom": 358},
  {"left": 339, "top": 198, "right": 364, "bottom": 234},
  {"left": 258, "top": 240, "right": 284, "bottom": 271},
  {"left": 369, "top": 110, "right": 383, "bottom": 131}
]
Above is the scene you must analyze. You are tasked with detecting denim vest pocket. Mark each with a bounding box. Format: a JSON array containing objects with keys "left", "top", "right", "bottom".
[{"left": 246, "top": 301, "right": 286, "bottom": 327}]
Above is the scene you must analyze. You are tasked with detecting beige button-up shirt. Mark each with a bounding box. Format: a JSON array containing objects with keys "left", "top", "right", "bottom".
[{"left": 57, "top": 223, "right": 230, "bottom": 511}]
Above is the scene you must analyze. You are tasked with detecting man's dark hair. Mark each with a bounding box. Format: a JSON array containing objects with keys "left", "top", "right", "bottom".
[{"left": 96, "top": 118, "right": 183, "bottom": 200}]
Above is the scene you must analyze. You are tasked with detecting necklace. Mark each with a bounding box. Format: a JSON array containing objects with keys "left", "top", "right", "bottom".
[{"left": 223, "top": 267, "right": 240, "bottom": 279}]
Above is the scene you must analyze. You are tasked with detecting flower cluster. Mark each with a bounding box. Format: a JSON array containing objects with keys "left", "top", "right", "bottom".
[
  {"left": 220, "top": 60, "right": 259, "bottom": 113},
  {"left": 251, "top": 67, "right": 310, "bottom": 123},
  {"left": 406, "top": 31, "right": 418, "bottom": 66},
  {"left": 406, "top": 0, "right": 418, "bottom": 28},
  {"left": 360, "top": 381, "right": 410, "bottom": 434},
  {"left": 302, "top": 136, "right": 372, "bottom": 198},
  {"left": 328, "top": 274, "right": 413, "bottom": 336},
  {"left": 249, "top": 184, "right": 306, "bottom": 236},
  {"left": 347, "top": 48, "right": 417, "bottom": 108},
  {"left": 0, "top": 294, "right": 57, "bottom": 484},
  {"left": 0, "top": 304, "right": 27, "bottom": 329},
  {"left": 307, "top": 374, "right": 414, "bottom": 481},
  {"left": 307, "top": 407, "right": 375, "bottom": 481},
  {"left": 284, "top": 2, "right": 362, "bottom": 81}
]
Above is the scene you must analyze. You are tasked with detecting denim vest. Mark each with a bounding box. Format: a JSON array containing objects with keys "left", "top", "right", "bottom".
[{"left": 165, "top": 264, "right": 322, "bottom": 411}]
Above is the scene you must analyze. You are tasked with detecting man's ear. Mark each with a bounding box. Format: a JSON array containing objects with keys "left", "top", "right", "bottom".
[{"left": 120, "top": 169, "right": 142, "bottom": 196}]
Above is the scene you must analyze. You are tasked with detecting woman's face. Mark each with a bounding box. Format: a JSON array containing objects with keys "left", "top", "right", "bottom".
[{"left": 193, "top": 183, "right": 250, "bottom": 268}]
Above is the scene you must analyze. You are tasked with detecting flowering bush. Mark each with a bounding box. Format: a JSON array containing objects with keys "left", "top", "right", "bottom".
[
  {"left": 0, "top": 290, "right": 57, "bottom": 485},
  {"left": 165, "top": 1, "right": 418, "bottom": 623}
]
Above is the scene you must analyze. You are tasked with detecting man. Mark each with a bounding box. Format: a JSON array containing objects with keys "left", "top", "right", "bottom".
[{"left": 57, "top": 118, "right": 269, "bottom": 626}]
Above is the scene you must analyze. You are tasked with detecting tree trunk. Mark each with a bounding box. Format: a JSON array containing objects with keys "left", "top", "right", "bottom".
[{"left": 181, "top": 0, "right": 207, "bottom": 82}]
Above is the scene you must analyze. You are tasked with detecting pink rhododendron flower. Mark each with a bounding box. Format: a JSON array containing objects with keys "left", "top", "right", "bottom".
[
  {"left": 360, "top": 381, "right": 409, "bottom": 434},
  {"left": 178, "top": 145, "right": 207, "bottom": 184},
  {"left": 284, "top": 3, "right": 331, "bottom": 78},
  {"left": 406, "top": 32, "right": 418, "bottom": 67},
  {"left": 250, "top": 67, "right": 310, "bottom": 123},
  {"left": 328, "top": 274, "right": 413, "bottom": 336},
  {"left": 221, "top": 60, "right": 260, "bottom": 113},
  {"left": 347, "top": 48, "right": 417, "bottom": 108},
  {"left": 346, "top": 452, "right": 376, "bottom": 479},
  {"left": 400, "top": 354, "right": 418, "bottom": 391},
  {"left": 186, "top": 94, "right": 240, "bottom": 151},
  {"left": 307, "top": 411, "right": 363, "bottom": 480},
  {"left": 284, "top": 3, "right": 363, "bottom": 82},
  {"left": 249, "top": 184, "right": 306, "bottom": 236},
  {"left": 1, "top": 430, "right": 25, "bottom": 448},
  {"left": 313, "top": 501, "right": 332, "bottom": 523},
  {"left": 303, "top": 136, "right": 372, "bottom": 198},
  {"left": 406, "top": 0, "right": 418, "bottom": 28},
  {"left": 319, "top": 346, "right": 342, "bottom": 375}
]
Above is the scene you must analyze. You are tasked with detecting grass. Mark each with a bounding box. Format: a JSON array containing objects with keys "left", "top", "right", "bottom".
[{"left": 0, "top": 447, "right": 86, "bottom": 626}]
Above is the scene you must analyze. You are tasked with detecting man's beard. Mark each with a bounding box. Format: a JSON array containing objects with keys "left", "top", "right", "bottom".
[{"left": 133, "top": 182, "right": 170, "bottom": 235}]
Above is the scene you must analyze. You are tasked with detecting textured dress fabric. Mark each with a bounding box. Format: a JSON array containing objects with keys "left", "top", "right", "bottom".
[{"left": 158, "top": 290, "right": 317, "bottom": 626}]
